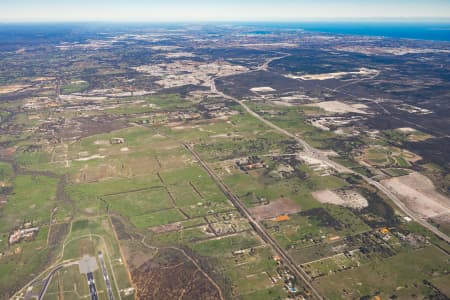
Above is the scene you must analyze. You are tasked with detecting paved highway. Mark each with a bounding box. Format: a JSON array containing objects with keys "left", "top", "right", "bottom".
[
  {"left": 87, "top": 272, "right": 99, "bottom": 300},
  {"left": 185, "top": 144, "right": 323, "bottom": 300},
  {"left": 37, "top": 266, "right": 63, "bottom": 300},
  {"left": 210, "top": 61, "right": 450, "bottom": 244},
  {"left": 98, "top": 251, "right": 114, "bottom": 300}
]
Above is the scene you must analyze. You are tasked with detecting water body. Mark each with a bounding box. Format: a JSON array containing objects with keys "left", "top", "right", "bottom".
[{"left": 296, "top": 22, "right": 450, "bottom": 42}]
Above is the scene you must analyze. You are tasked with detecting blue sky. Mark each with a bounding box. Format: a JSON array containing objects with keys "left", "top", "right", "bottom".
[{"left": 1, "top": 0, "right": 450, "bottom": 22}]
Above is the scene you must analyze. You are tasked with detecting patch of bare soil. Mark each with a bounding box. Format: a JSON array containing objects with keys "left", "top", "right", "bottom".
[
  {"left": 306, "top": 100, "right": 368, "bottom": 114},
  {"left": 150, "top": 222, "right": 183, "bottom": 234},
  {"left": 0, "top": 84, "right": 31, "bottom": 94},
  {"left": 249, "top": 198, "right": 301, "bottom": 221},
  {"left": 381, "top": 172, "right": 450, "bottom": 219},
  {"left": 312, "top": 189, "right": 368, "bottom": 210},
  {"left": 58, "top": 115, "right": 128, "bottom": 139},
  {"left": 132, "top": 248, "right": 222, "bottom": 300}
]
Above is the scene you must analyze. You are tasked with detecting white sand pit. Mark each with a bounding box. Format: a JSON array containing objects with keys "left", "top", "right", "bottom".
[
  {"left": 292, "top": 68, "right": 379, "bottom": 81},
  {"left": 312, "top": 189, "right": 368, "bottom": 210},
  {"left": 75, "top": 155, "right": 105, "bottom": 162},
  {"left": 306, "top": 101, "right": 368, "bottom": 114},
  {"left": 250, "top": 86, "right": 276, "bottom": 92},
  {"left": 381, "top": 172, "right": 450, "bottom": 219},
  {"left": 396, "top": 127, "right": 416, "bottom": 133}
]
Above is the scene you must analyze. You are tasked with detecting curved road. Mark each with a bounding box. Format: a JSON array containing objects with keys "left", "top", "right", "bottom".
[{"left": 211, "top": 58, "right": 450, "bottom": 243}]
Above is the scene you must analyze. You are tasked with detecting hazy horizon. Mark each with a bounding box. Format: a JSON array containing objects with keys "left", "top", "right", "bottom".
[{"left": 1, "top": 0, "right": 450, "bottom": 23}]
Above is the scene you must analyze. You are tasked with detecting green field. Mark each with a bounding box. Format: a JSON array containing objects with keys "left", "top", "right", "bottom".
[
  {"left": 315, "top": 246, "right": 450, "bottom": 299},
  {"left": 0, "top": 175, "right": 58, "bottom": 233},
  {"left": 130, "top": 208, "right": 186, "bottom": 228}
]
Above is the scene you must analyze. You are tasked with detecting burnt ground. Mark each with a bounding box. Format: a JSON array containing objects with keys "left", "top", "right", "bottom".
[
  {"left": 216, "top": 70, "right": 308, "bottom": 98},
  {"left": 132, "top": 248, "right": 223, "bottom": 300},
  {"left": 364, "top": 105, "right": 450, "bottom": 137},
  {"left": 404, "top": 137, "right": 450, "bottom": 170},
  {"left": 194, "top": 47, "right": 277, "bottom": 69},
  {"left": 48, "top": 222, "right": 70, "bottom": 248},
  {"left": 111, "top": 215, "right": 230, "bottom": 300},
  {"left": 58, "top": 115, "right": 129, "bottom": 139}
]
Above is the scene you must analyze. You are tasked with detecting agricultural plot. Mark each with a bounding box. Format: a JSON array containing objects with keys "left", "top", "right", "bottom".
[
  {"left": 103, "top": 188, "right": 173, "bottom": 218},
  {"left": 315, "top": 246, "right": 450, "bottom": 300},
  {"left": 130, "top": 209, "right": 186, "bottom": 228},
  {"left": 301, "top": 250, "right": 364, "bottom": 278},
  {"left": 191, "top": 232, "right": 283, "bottom": 298},
  {"left": 0, "top": 224, "right": 50, "bottom": 297},
  {"left": 222, "top": 170, "right": 345, "bottom": 211},
  {"left": 2, "top": 24, "right": 450, "bottom": 300},
  {"left": 0, "top": 175, "right": 58, "bottom": 235},
  {"left": 264, "top": 205, "right": 370, "bottom": 251}
]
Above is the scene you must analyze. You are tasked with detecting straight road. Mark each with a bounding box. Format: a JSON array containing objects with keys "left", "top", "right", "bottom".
[
  {"left": 185, "top": 144, "right": 323, "bottom": 300},
  {"left": 98, "top": 251, "right": 114, "bottom": 300},
  {"left": 87, "top": 272, "right": 99, "bottom": 300},
  {"left": 210, "top": 59, "right": 450, "bottom": 244}
]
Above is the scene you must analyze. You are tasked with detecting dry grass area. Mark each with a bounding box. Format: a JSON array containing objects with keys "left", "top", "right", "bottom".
[
  {"left": 306, "top": 101, "right": 368, "bottom": 115},
  {"left": 0, "top": 84, "right": 31, "bottom": 94},
  {"left": 249, "top": 197, "right": 301, "bottom": 221},
  {"left": 381, "top": 172, "right": 450, "bottom": 219},
  {"left": 312, "top": 189, "right": 368, "bottom": 210}
]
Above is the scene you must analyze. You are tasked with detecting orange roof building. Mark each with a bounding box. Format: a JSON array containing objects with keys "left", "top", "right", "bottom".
[{"left": 274, "top": 215, "right": 290, "bottom": 222}]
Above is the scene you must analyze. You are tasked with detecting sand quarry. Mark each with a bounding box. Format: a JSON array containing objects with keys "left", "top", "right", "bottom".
[
  {"left": 381, "top": 172, "right": 450, "bottom": 220},
  {"left": 306, "top": 101, "right": 368, "bottom": 115},
  {"left": 0, "top": 84, "right": 31, "bottom": 94},
  {"left": 289, "top": 68, "right": 378, "bottom": 81},
  {"left": 312, "top": 189, "right": 368, "bottom": 210}
]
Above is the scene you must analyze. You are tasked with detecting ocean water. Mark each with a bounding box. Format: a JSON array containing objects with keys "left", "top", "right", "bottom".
[{"left": 296, "top": 22, "right": 450, "bottom": 42}]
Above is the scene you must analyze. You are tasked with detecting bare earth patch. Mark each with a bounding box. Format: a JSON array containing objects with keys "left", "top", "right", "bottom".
[
  {"left": 249, "top": 198, "right": 301, "bottom": 221},
  {"left": 396, "top": 127, "right": 416, "bottom": 133},
  {"left": 289, "top": 68, "right": 378, "bottom": 80},
  {"left": 306, "top": 101, "right": 368, "bottom": 114},
  {"left": 381, "top": 172, "right": 450, "bottom": 219},
  {"left": 0, "top": 84, "right": 31, "bottom": 94},
  {"left": 312, "top": 189, "right": 368, "bottom": 210},
  {"left": 150, "top": 222, "right": 183, "bottom": 234},
  {"left": 94, "top": 140, "right": 110, "bottom": 145},
  {"left": 75, "top": 154, "right": 105, "bottom": 162},
  {"left": 250, "top": 86, "right": 276, "bottom": 92}
]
